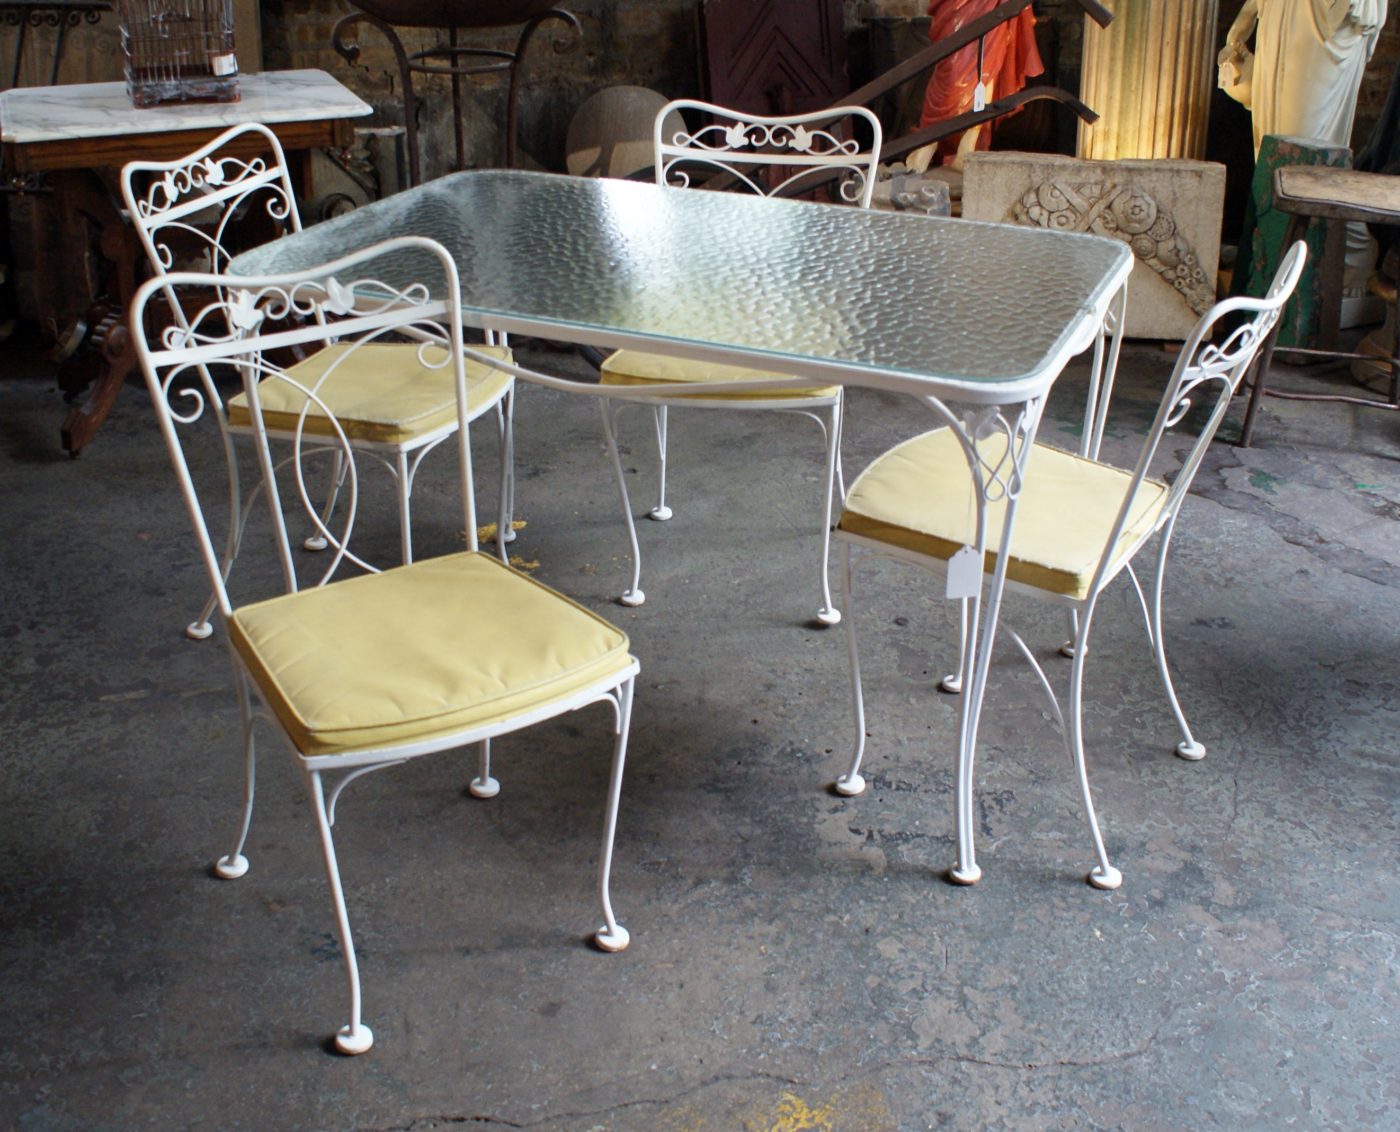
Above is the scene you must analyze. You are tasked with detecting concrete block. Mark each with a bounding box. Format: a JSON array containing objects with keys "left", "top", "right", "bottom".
[{"left": 962, "top": 151, "right": 1227, "bottom": 340}]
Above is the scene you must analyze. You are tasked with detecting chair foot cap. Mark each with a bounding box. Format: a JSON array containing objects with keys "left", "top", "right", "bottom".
[
  {"left": 833, "top": 773, "right": 865, "bottom": 796},
  {"left": 214, "top": 854, "right": 249, "bottom": 880},
  {"left": 498, "top": 528, "right": 517, "bottom": 544},
  {"left": 949, "top": 863, "right": 982, "bottom": 885},
  {"left": 595, "top": 924, "right": 630, "bottom": 952},
  {"left": 647, "top": 506, "right": 673, "bottom": 521},
  {"left": 469, "top": 775, "right": 500, "bottom": 799},
  {"left": 303, "top": 536, "right": 329, "bottom": 552},
  {"left": 1058, "top": 641, "right": 1076, "bottom": 659},
  {"left": 815, "top": 607, "right": 841, "bottom": 626},
  {"left": 1176, "top": 739, "right": 1206, "bottom": 761},
  {"left": 334, "top": 1023, "right": 373, "bottom": 1055},
  {"left": 939, "top": 674, "right": 963, "bottom": 694},
  {"left": 620, "top": 589, "right": 645, "bottom": 607},
  {"left": 186, "top": 621, "right": 214, "bottom": 641},
  {"left": 1088, "top": 864, "right": 1123, "bottom": 890}
]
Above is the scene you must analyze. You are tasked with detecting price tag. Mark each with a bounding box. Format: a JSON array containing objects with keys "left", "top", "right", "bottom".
[
  {"left": 946, "top": 544, "right": 982, "bottom": 600},
  {"left": 973, "top": 81, "right": 987, "bottom": 113}
]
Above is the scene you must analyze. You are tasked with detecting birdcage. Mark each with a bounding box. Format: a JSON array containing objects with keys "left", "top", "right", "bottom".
[{"left": 120, "top": 0, "right": 239, "bottom": 108}]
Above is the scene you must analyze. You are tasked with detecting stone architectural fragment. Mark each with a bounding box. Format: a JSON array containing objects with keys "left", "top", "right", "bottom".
[{"left": 963, "top": 151, "right": 1226, "bottom": 340}]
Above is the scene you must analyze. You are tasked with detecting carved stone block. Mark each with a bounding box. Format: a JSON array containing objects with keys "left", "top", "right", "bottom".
[{"left": 962, "top": 151, "right": 1227, "bottom": 340}]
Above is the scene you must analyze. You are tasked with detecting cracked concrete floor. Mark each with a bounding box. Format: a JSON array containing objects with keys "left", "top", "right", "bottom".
[{"left": 1, "top": 342, "right": 1396, "bottom": 1131}]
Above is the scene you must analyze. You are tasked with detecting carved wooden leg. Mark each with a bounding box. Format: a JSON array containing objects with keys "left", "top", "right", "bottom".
[{"left": 61, "top": 306, "right": 133, "bottom": 457}]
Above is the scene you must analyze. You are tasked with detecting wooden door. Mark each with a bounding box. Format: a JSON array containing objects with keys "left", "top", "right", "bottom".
[{"left": 700, "top": 0, "right": 848, "bottom": 117}]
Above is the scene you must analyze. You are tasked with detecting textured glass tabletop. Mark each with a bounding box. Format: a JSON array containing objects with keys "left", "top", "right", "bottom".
[{"left": 230, "top": 170, "right": 1130, "bottom": 399}]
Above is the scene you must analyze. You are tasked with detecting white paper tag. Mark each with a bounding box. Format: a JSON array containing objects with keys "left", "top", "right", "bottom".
[
  {"left": 973, "top": 82, "right": 987, "bottom": 113},
  {"left": 946, "top": 545, "right": 982, "bottom": 600},
  {"left": 211, "top": 53, "right": 238, "bottom": 77}
]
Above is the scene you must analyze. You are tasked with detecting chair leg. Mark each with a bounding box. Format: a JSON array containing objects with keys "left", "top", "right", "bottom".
[
  {"left": 214, "top": 667, "right": 257, "bottom": 879},
  {"left": 495, "top": 390, "right": 517, "bottom": 552},
  {"left": 834, "top": 541, "right": 869, "bottom": 797},
  {"left": 814, "top": 397, "right": 842, "bottom": 626},
  {"left": 648, "top": 405, "right": 672, "bottom": 521},
  {"left": 188, "top": 590, "right": 219, "bottom": 642},
  {"left": 1059, "top": 610, "right": 1081, "bottom": 659},
  {"left": 940, "top": 597, "right": 969, "bottom": 693},
  {"left": 395, "top": 451, "right": 414, "bottom": 565},
  {"left": 594, "top": 676, "right": 635, "bottom": 952},
  {"left": 1065, "top": 609, "right": 1122, "bottom": 890},
  {"left": 303, "top": 449, "right": 346, "bottom": 553},
  {"left": 598, "top": 400, "right": 646, "bottom": 606},
  {"left": 306, "top": 769, "right": 373, "bottom": 1055},
  {"left": 190, "top": 426, "right": 248, "bottom": 639},
  {"left": 1147, "top": 534, "right": 1205, "bottom": 761},
  {"left": 469, "top": 737, "right": 500, "bottom": 798}
]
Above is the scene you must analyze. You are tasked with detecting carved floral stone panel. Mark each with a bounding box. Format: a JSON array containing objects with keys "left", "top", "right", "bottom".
[{"left": 963, "top": 151, "right": 1226, "bottom": 340}]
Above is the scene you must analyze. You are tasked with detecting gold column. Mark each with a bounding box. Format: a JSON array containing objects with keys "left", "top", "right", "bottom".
[{"left": 1078, "top": 0, "right": 1221, "bottom": 160}]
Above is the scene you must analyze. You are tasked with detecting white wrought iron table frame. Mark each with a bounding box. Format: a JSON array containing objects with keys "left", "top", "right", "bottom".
[{"left": 230, "top": 168, "right": 1134, "bottom": 884}]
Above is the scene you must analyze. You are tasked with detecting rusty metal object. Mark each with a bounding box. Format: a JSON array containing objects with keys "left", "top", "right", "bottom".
[
  {"left": 1, "top": 1, "right": 110, "bottom": 88},
  {"left": 332, "top": 2, "right": 580, "bottom": 182},
  {"left": 344, "top": 0, "right": 559, "bottom": 28}
]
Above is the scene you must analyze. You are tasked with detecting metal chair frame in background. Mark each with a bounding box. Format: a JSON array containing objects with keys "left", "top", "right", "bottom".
[
  {"left": 832, "top": 242, "right": 1307, "bottom": 890},
  {"left": 597, "top": 98, "right": 883, "bottom": 625},
  {"left": 130, "top": 235, "right": 639, "bottom": 1055},
  {"left": 122, "top": 122, "right": 516, "bottom": 639}
]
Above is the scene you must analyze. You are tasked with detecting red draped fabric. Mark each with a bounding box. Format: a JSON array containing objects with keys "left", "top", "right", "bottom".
[{"left": 919, "top": 0, "right": 1044, "bottom": 165}]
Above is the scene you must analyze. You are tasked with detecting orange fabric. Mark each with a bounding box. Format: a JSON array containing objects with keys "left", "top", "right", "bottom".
[{"left": 919, "top": 0, "right": 1044, "bottom": 165}]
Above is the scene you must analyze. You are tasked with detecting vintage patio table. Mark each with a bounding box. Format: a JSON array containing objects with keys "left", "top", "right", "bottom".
[
  {"left": 0, "top": 68, "right": 371, "bottom": 454},
  {"left": 229, "top": 168, "right": 1133, "bottom": 885}
]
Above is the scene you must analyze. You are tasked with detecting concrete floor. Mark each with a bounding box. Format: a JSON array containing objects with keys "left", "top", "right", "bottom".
[{"left": 1, "top": 341, "right": 1397, "bottom": 1131}]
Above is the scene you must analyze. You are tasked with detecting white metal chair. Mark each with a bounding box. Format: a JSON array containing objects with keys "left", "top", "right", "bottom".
[
  {"left": 121, "top": 122, "right": 516, "bottom": 639},
  {"left": 831, "top": 241, "right": 1307, "bottom": 889},
  {"left": 597, "top": 99, "right": 883, "bottom": 624},
  {"left": 131, "top": 236, "right": 638, "bottom": 1055}
]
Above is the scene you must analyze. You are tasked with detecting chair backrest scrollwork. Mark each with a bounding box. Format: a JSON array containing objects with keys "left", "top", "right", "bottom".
[
  {"left": 654, "top": 98, "right": 883, "bottom": 208},
  {"left": 122, "top": 121, "right": 301, "bottom": 297},
  {"left": 130, "top": 236, "right": 478, "bottom": 617},
  {"left": 1088, "top": 240, "right": 1307, "bottom": 590}
]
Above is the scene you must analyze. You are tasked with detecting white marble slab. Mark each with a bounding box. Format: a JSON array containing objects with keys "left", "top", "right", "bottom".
[{"left": 0, "top": 69, "right": 371, "bottom": 144}]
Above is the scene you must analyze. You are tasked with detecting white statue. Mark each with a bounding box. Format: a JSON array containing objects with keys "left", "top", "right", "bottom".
[
  {"left": 1219, "top": 0, "right": 1388, "bottom": 156},
  {"left": 1219, "top": 0, "right": 1389, "bottom": 306}
]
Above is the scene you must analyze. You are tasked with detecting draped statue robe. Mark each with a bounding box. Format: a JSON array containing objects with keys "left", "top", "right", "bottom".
[
  {"left": 919, "top": 0, "right": 1044, "bottom": 165},
  {"left": 1223, "top": 0, "right": 1388, "bottom": 155}
]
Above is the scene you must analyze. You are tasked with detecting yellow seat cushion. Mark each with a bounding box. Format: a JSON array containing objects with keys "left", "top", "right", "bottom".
[
  {"left": 838, "top": 428, "right": 1170, "bottom": 600},
  {"left": 227, "top": 343, "right": 513, "bottom": 445},
  {"left": 599, "top": 348, "right": 839, "bottom": 401},
  {"left": 228, "top": 552, "right": 634, "bottom": 757}
]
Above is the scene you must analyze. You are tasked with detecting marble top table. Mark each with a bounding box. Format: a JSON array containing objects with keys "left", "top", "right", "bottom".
[
  {"left": 0, "top": 68, "right": 371, "bottom": 174},
  {"left": 0, "top": 68, "right": 371, "bottom": 455},
  {"left": 230, "top": 169, "right": 1133, "bottom": 884}
]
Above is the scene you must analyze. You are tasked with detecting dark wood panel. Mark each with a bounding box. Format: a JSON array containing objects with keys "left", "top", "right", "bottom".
[
  {"left": 700, "top": 0, "right": 847, "bottom": 117},
  {"left": 3, "top": 117, "right": 355, "bottom": 174}
]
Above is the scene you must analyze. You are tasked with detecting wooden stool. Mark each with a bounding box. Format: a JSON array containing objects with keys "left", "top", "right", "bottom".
[{"left": 1238, "top": 166, "right": 1400, "bottom": 447}]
